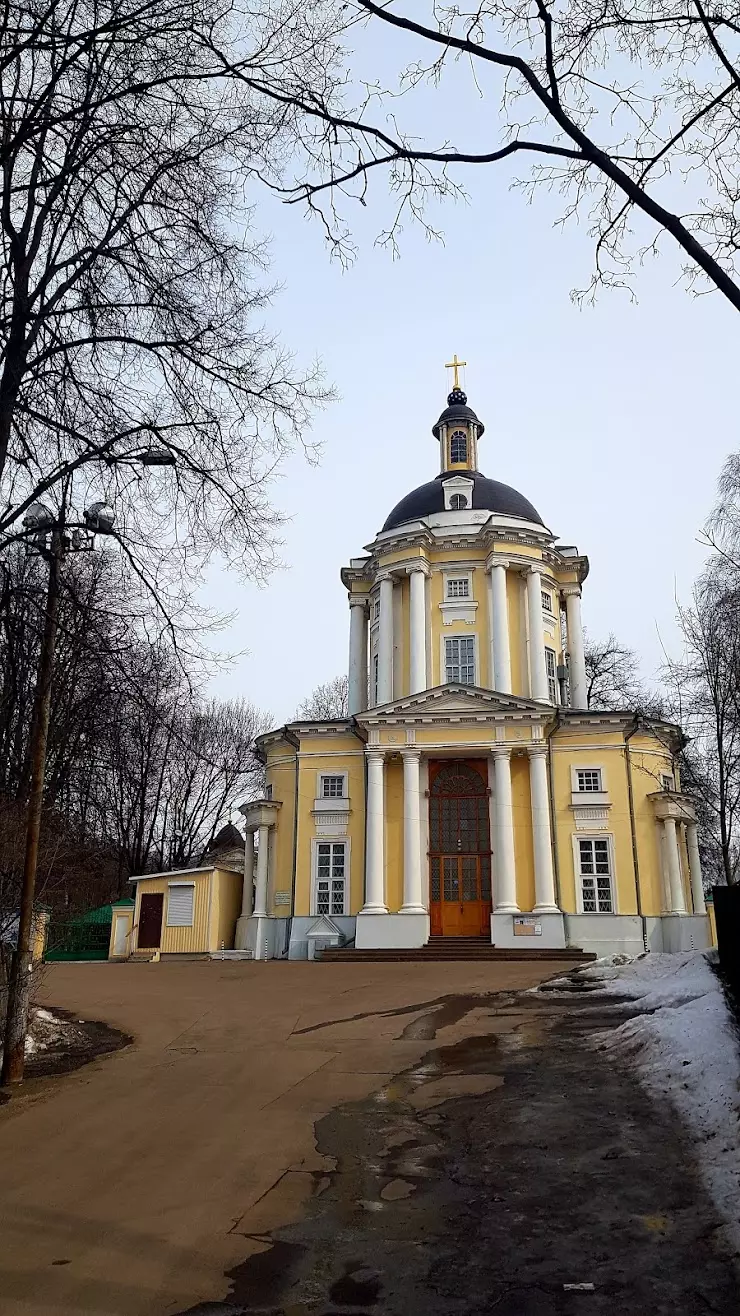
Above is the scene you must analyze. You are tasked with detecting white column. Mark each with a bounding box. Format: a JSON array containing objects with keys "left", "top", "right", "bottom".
[
  {"left": 664, "top": 816, "right": 687, "bottom": 914},
  {"left": 527, "top": 567, "right": 549, "bottom": 702},
  {"left": 348, "top": 598, "right": 368, "bottom": 715},
  {"left": 253, "top": 824, "right": 270, "bottom": 917},
  {"left": 377, "top": 574, "right": 394, "bottom": 705},
  {"left": 529, "top": 746, "right": 558, "bottom": 912},
  {"left": 241, "top": 831, "right": 255, "bottom": 918},
  {"left": 686, "top": 821, "right": 706, "bottom": 915},
  {"left": 565, "top": 588, "right": 587, "bottom": 709},
  {"left": 490, "top": 560, "right": 512, "bottom": 693},
  {"left": 363, "top": 750, "right": 387, "bottom": 912},
  {"left": 492, "top": 747, "right": 519, "bottom": 912},
  {"left": 408, "top": 568, "right": 427, "bottom": 694},
  {"left": 401, "top": 750, "right": 425, "bottom": 912}
]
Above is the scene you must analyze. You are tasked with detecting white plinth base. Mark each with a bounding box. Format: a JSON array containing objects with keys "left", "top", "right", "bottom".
[
  {"left": 660, "top": 913, "right": 711, "bottom": 953},
  {"left": 491, "top": 911, "right": 566, "bottom": 950},
  {"left": 355, "top": 911, "right": 430, "bottom": 949},
  {"left": 234, "top": 915, "right": 252, "bottom": 951},
  {"left": 241, "top": 914, "right": 275, "bottom": 959}
]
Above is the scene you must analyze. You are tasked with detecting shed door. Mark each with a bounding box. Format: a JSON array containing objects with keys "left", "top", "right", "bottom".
[
  {"left": 113, "top": 916, "right": 129, "bottom": 955},
  {"left": 138, "top": 893, "right": 164, "bottom": 949}
]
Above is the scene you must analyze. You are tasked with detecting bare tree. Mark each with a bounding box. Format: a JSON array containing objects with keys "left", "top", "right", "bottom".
[
  {"left": 665, "top": 561, "right": 740, "bottom": 887},
  {"left": 583, "top": 630, "right": 662, "bottom": 714},
  {"left": 295, "top": 674, "right": 349, "bottom": 719},
  {"left": 1, "top": 0, "right": 332, "bottom": 622},
  {"left": 233, "top": 0, "right": 740, "bottom": 312}
]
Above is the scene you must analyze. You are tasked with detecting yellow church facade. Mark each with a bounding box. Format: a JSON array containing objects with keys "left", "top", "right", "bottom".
[{"left": 235, "top": 372, "right": 710, "bottom": 961}]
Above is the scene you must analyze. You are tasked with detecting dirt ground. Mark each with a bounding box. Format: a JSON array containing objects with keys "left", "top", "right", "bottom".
[{"left": 0, "top": 958, "right": 571, "bottom": 1315}]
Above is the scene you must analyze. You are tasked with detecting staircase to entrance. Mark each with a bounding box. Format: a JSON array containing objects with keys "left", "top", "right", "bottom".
[{"left": 318, "top": 936, "right": 596, "bottom": 964}]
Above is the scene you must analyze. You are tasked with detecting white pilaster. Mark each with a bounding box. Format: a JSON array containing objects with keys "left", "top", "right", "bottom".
[
  {"left": 528, "top": 745, "right": 558, "bottom": 913},
  {"left": 664, "top": 816, "right": 687, "bottom": 914},
  {"left": 564, "top": 587, "right": 588, "bottom": 709},
  {"left": 526, "top": 567, "right": 549, "bottom": 702},
  {"left": 253, "top": 824, "right": 270, "bottom": 917},
  {"left": 492, "top": 747, "right": 519, "bottom": 912},
  {"left": 685, "top": 821, "right": 706, "bottom": 915},
  {"left": 401, "top": 750, "right": 425, "bottom": 913},
  {"left": 489, "top": 560, "right": 512, "bottom": 694},
  {"left": 348, "top": 597, "right": 368, "bottom": 716},
  {"left": 377, "top": 574, "right": 394, "bottom": 705},
  {"left": 408, "top": 567, "right": 427, "bottom": 695},
  {"left": 363, "top": 750, "right": 387, "bottom": 913}
]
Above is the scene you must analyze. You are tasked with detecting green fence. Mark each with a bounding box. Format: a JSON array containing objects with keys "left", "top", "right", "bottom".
[{"left": 45, "top": 903, "right": 113, "bottom": 961}]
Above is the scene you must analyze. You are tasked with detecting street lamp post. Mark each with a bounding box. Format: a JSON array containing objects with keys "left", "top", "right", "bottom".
[{"left": 1, "top": 454, "right": 172, "bottom": 1086}]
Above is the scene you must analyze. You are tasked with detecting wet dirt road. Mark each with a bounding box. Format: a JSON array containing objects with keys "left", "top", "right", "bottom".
[{"left": 190, "top": 985, "right": 739, "bottom": 1316}]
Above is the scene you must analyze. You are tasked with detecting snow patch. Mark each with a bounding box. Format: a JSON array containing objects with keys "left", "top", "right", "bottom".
[{"left": 593, "top": 952, "right": 740, "bottom": 1255}]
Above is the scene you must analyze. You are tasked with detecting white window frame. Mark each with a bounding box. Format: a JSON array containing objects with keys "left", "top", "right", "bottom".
[
  {"left": 571, "top": 765, "right": 606, "bottom": 794},
  {"left": 442, "top": 632, "right": 477, "bottom": 685},
  {"left": 661, "top": 773, "right": 674, "bottom": 792},
  {"left": 442, "top": 476, "right": 474, "bottom": 511},
  {"left": 372, "top": 652, "right": 379, "bottom": 706},
  {"left": 311, "top": 838, "right": 350, "bottom": 916},
  {"left": 166, "top": 881, "right": 195, "bottom": 927},
  {"left": 541, "top": 589, "right": 554, "bottom": 614},
  {"left": 316, "top": 771, "right": 348, "bottom": 800},
  {"left": 572, "top": 833, "right": 617, "bottom": 914},
  {"left": 545, "top": 646, "right": 558, "bottom": 704},
  {"left": 444, "top": 571, "right": 473, "bottom": 601}
]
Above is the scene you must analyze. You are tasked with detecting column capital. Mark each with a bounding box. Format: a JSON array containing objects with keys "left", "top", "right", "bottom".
[
  {"left": 348, "top": 593, "right": 368, "bottom": 610},
  {"left": 400, "top": 746, "right": 422, "bottom": 762},
  {"left": 526, "top": 563, "right": 543, "bottom": 578},
  {"left": 490, "top": 743, "right": 512, "bottom": 760},
  {"left": 376, "top": 570, "right": 395, "bottom": 584},
  {"left": 486, "top": 554, "right": 510, "bottom": 572},
  {"left": 527, "top": 742, "right": 549, "bottom": 758},
  {"left": 405, "top": 561, "right": 431, "bottom": 578},
  {"left": 561, "top": 583, "right": 582, "bottom": 598},
  {"left": 366, "top": 748, "right": 386, "bottom": 764}
]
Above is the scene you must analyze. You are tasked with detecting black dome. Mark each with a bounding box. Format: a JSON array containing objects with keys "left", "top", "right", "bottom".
[
  {"left": 431, "top": 386, "right": 484, "bottom": 438},
  {"left": 382, "top": 471, "right": 543, "bottom": 532}
]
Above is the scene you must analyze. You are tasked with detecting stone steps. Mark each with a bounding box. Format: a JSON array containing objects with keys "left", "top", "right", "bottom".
[{"left": 318, "top": 939, "right": 596, "bottom": 964}]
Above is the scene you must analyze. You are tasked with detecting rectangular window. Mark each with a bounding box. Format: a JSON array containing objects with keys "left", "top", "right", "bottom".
[
  {"left": 445, "top": 636, "right": 475, "bottom": 684},
  {"left": 576, "top": 768, "right": 602, "bottom": 793},
  {"left": 373, "top": 653, "right": 379, "bottom": 705},
  {"left": 316, "top": 842, "right": 346, "bottom": 916},
  {"left": 321, "top": 775, "right": 345, "bottom": 799},
  {"left": 265, "top": 784, "right": 273, "bottom": 800},
  {"left": 166, "top": 883, "right": 195, "bottom": 927},
  {"left": 373, "top": 598, "right": 380, "bottom": 620},
  {"left": 446, "top": 577, "right": 470, "bottom": 599},
  {"left": 578, "top": 839, "right": 613, "bottom": 913},
  {"left": 545, "top": 647, "right": 558, "bottom": 704},
  {"left": 541, "top": 590, "right": 553, "bottom": 613},
  {"left": 661, "top": 774, "right": 674, "bottom": 792}
]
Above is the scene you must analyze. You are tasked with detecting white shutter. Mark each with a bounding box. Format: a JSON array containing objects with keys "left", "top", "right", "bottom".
[{"left": 166, "top": 883, "right": 195, "bottom": 927}]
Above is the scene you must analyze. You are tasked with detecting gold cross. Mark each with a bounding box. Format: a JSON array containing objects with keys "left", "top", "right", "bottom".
[{"left": 445, "top": 354, "right": 467, "bottom": 390}]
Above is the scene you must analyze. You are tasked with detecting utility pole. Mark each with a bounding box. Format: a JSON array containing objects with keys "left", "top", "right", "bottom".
[{"left": 1, "top": 530, "right": 62, "bottom": 1084}]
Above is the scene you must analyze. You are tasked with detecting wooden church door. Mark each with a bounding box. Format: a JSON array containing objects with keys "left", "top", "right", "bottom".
[{"left": 428, "top": 760, "right": 492, "bottom": 936}]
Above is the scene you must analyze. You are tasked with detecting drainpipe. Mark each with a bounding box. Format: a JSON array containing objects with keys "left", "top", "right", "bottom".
[
  {"left": 625, "top": 715, "right": 648, "bottom": 953},
  {"left": 546, "top": 708, "right": 563, "bottom": 911}
]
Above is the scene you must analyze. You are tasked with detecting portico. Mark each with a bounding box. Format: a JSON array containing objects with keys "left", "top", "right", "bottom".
[{"left": 354, "top": 684, "right": 566, "bottom": 950}]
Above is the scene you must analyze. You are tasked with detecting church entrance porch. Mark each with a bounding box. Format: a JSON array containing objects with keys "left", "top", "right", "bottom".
[{"left": 429, "top": 760, "right": 492, "bottom": 938}]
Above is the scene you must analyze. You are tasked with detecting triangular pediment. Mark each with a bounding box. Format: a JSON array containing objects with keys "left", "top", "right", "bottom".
[
  {"left": 306, "top": 914, "right": 345, "bottom": 939},
  {"left": 357, "top": 683, "right": 551, "bottom": 723}
]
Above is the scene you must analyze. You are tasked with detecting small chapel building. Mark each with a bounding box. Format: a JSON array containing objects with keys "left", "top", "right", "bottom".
[{"left": 234, "top": 365, "right": 711, "bottom": 962}]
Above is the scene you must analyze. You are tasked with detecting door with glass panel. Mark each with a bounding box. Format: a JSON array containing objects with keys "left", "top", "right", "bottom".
[{"left": 428, "top": 760, "right": 492, "bottom": 936}]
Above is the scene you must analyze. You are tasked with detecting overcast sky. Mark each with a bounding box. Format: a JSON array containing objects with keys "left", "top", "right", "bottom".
[{"left": 202, "top": 28, "right": 738, "bottom": 726}]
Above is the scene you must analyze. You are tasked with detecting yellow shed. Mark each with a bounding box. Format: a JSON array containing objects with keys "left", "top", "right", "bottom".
[{"left": 128, "top": 865, "right": 244, "bottom": 958}]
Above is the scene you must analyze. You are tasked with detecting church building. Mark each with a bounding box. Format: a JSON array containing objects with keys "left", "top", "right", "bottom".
[{"left": 234, "top": 362, "right": 711, "bottom": 961}]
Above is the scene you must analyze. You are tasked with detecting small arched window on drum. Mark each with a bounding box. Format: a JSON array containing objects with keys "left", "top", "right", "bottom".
[
  {"left": 450, "top": 430, "right": 468, "bottom": 463},
  {"left": 449, "top": 493, "right": 468, "bottom": 510}
]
